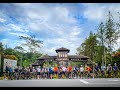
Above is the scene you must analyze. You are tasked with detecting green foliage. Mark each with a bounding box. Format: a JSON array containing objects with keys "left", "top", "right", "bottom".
[
  {"left": 4, "top": 55, "right": 18, "bottom": 60},
  {"left": 77, "top": 31, "right": 98, "bottom": 62},
  {"left": 77, "top": 11, "right": 120, "bottom": 66},
  {"left": 0, "top": 42, "right": 4, "bottom": 55},
  {"left": 22, "top": 60, "right": 31, "bottom": 67},
  {"left": 19, "top": 35, "right": 43, "bottom": 53}
]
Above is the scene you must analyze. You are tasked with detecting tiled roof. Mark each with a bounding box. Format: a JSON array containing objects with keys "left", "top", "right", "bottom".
[
  {"left": 37, "top": 55, "right": 89, "bottom": 60},
  {"left": 55, "top": 47, "right": 70, "bottom": 52}
]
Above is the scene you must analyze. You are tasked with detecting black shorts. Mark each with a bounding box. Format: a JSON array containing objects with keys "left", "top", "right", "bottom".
[
  {"left": 62, "top": 71, "right": 65, "bottom": 75},
  {"left": 54, "top": 72, "right": 58, "bottom": 74},
  {"left": 49, "top": 72, "right": 53, "bottom": 74},
  {"left": 37, "top": 72, "right": 40, "bottom": 75},
  {"left": 59, "top": 72, "right": 62, "bottom": 75},
  {"left": 80, "top": 72, "right": 84, "bottom": 75},
  {"left": 73, "top": 70, "right": 77, "bottom": 74},
  {"left": 68, "top": 72, "right": 72, "bottom": 74},
  {"left": 108, "top": 71, "right": 112, "bottom": 74}
]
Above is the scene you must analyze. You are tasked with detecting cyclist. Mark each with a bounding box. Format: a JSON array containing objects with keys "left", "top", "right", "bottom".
[
  {"left": 100, "top": 63, "right": 106, "bottom": 78},
  {"left": 107, "top": 64, "right": 112, "bottom": 78},
  {"left": 80, "top": 65, "right": 84, "bottom": 79},
  {"left": 113, "top": 63, "right": 119, "bottom": 78}
]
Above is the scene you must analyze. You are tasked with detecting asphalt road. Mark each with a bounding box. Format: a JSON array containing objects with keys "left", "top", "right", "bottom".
[{"left": 0, "top": 78, "right": 120, "bottom": 87}]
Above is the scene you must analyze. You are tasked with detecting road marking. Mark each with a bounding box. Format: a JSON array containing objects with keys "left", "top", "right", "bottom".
[
  {"left": 79, "top": 79, "right": 89, "bottom": 84},
  {"left": 90, "top": 83, "right": 118, "bottom": 84}
]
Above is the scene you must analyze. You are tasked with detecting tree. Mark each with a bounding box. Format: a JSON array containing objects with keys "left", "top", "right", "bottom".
[
  {"left": 0, "top": 42, "right": 4, "bottom": 76},
  {"left": 105, "top": 11, "right": 120, "bottom": 63},
  {"left": 19, "top": 35, "right": 43, "bottom": 65},
  {"left": 14, "top": 46, "right": 25, "bottom": 53},
  {"left": 19, "top": 35, "right": 43, "bottom": 54},
  {"left": 4, "top": 55, "right": 18, "bottom": 60},
  {"left": 0, "top": 42, "right": 4, "bottom": 55},
  {"left": 14, "top": 46, "right": 26, "bottom": 67},
  {"left": 97, "top": 22, "right": 106, "bottom": 65},
  {"left": 77, "top": 31, "right": 98, "bottom": 62},
  {"left": 76, "top": 42, "right": 86, "bottom": 55}
]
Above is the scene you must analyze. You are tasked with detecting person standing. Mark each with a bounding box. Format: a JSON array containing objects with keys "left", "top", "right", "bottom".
[
  {"left": 94, "top": 63, "right": 100, "bottom": 78},
  {"left": 107, "top": 64, "right": 112, "bottom": 78},
  {"left": 101, "top": 63, "right": 106, "bottom": 78},
  {"left": 80, "top": 65, "right": 84, "bottom": 79},
  {"left": 36, "top": 66, "right": 41, "bottom": 79},
  {"left": 113, "top": 63, "right": 119, "bottom": 78}
]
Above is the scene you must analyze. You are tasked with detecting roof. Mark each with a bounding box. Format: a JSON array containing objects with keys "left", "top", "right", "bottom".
[
  {"left": 37, "top": 55, "right": 89, "bottom": 60},
  {"left": 32, "top": 55, "right": 89, "bottom": 66},
  {"left": 38, "top": 56, "right": 57, "bottom": 59},
  {"left": 55, "top": 47, "right": 70, "bottom": 53},
  {"left": 68, "top": 55, "right": 89, "bottom": 59}
]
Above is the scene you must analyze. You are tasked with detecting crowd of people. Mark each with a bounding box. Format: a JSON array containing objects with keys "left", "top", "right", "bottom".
[{"left": 3, "top": 63, "right": 120, "bottom": 80}]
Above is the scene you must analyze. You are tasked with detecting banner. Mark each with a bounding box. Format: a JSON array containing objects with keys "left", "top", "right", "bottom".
[{"left": 3, "top": 59, "right": 17, "bottom": 72}]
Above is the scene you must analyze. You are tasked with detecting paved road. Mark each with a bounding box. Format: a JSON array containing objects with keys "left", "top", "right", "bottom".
[{"left": 0, "top": 78, "right": 120, "bottom": 87}]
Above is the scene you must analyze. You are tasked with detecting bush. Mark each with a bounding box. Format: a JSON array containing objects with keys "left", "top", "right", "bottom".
[{"left": 4, "top": 55, "right": 18, "bottom": 60}]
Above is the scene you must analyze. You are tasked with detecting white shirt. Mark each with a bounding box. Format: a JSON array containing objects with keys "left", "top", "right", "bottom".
[
  {"left": 36, "top": 68, "right": 41, "bottom": 72},
  {"left": 62, "top": 67, "right": 66, "bottom": 72},
  {"left": 80, "top": 67, "right": 84, "bottom": 72}
]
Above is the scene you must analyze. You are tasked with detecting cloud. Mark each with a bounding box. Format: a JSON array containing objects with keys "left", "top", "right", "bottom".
[
  {"left": 1, "top": 3, "right": 120, "bottom": 56},
  {"left": 0, "top": 3, "right": 86, "bottom": 55},
  {"left": 0, "top": 17, "right": 6, "bottom": 22},
  {"left": 9, "top": 32, "right": 29, "bottom": 37},
  {"left": 8, "top": 24, "right": 25, "bottom": 32},
  {"left": 41, "top": 26, "right": 83, "bottom": 55},
  {"left": 83, "top": 3, "right": 120, "bottom": 22}
]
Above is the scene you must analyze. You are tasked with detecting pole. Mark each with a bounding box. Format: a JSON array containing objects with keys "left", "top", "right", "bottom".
[
  {"left": 104, "top": 46, "right": 106, "bottom": 68},
  {"left": 93, "top": 64, "right": 94, "bottom": 79},
  {"left": 20, "top": 57, "right": 22, "bottom": 68}
]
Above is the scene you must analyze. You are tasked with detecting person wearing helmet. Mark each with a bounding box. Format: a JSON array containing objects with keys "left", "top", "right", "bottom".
[
  {"left": 32, "top": 67, "right": 36, "bottom": 79},
  {"left": 48, "top": 65, "right": 53, "bottom": 79},
  {"left": 54, "top": 65, "right": 58, "bottom": 79},
  {"left": 107, "top": 64, "right": 112, "bottom": 78},
  {"left": 94, "top": 63, "right": 100, "bottom": 78},
  {"left": 113, "top": 63, "right": 119, "bottom": 78},
  {"left": 36, "top": 66, "right": 41, "bottom": 79},
  {"left": 80, "top": 65, "right": 84, "bottom": 79},
  {"left": 101, "top": 63, "right": 106, "bottom": 78}
]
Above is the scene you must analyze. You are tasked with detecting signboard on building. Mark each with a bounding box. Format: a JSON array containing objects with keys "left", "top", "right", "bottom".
[{"left": 3, "top": 59, "right": 17, "bottom": 71}]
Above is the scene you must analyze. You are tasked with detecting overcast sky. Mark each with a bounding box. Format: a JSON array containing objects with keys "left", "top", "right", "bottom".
[{"left": 0, "top": 3, "right": 120, "bottom": 55}]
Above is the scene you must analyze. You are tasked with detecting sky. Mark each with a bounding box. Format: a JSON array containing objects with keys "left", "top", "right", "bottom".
[{"left": 0, "top": 3, "right": 120, "bottom": 55}]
